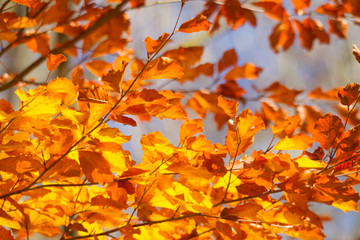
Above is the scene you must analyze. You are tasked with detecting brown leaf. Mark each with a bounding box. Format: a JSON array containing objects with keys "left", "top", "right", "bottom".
[
  {"left": 338, "top": 83, "right": 360, "bottom": 106},
  {"left": 328, "top": 19, "right": 347, "bottom": 38},
  {"left": 353, "top": 44, "right": 360, "bottom": 63}
]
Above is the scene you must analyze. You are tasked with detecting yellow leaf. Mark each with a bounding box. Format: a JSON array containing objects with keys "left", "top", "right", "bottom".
[
  {"left": 295, "top": 156, "right": 324, "bottom": 168},
  {"left": 274, "top": 133, "right": 313, "bottom": 150},
  {"left": 47, "top": 77, "right": 77, "bottom": 106}
]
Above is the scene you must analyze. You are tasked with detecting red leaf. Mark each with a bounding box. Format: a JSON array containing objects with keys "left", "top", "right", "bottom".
[{"left": 178, "top": 14, "right": 212, "bottom": 33}]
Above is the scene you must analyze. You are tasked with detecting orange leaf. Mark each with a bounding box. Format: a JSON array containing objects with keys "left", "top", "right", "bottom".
[
  {"left": 46, "top": 54, "right": 67, "bottom": 71},
  {"left": 79, "top": 151, "right": 114, "bottom": 184},
  {"left": 265, "top": 82, "right": 302, "bottom": 107},
  {"left": 180, "top": 119, "right": 203, "bottom": 142},
  {"left": 221, "top": 203, "right": 262, "bottom": 221},
  {"left": 224, "top": 63, "right": 262, "bottom": 80},
  {"left": 312, "top": 113, "right": 344, "bottom": 150},
  {"left": 102, "top": 60, "right": 128, "bottom": 93},
  {"left": 0, "top": 226, "right": 14, "bottom": 240},
  {"left": 109, "top": 114, "right": 137, "bottom": 126},
  {"left": 10, "top": 0, "right": 40, "bottom": 7},
  {"left": 254, "top": 1, "right": 287, "bottom": 20},
  {"left": 218, "top": 49, "right": 237, "bottom": 73},
  {"left": 338, "top": 83, "right": 360, "bottom": 106},
  {"left": 47, "top": 77, "right": 77, "bottom": 106},
  {"left": 308, "top": 87, "right": 339, "bottom": 101},
  {"left": 0, "top": 99, "right": 14, "bottom": 114},
  {"left": 140, "top": 57, "right": 184, "bottom": 80},
  {"left": 328, "top": 19, "right": 347, "bottom": 39},
  {"left": 144, "top": 32, "right": 169, "bottom": 56},
  {"left": 217, "top": 95, "right": 238, "bottom": 118},
  {"left": 78, "top": 85, "right": 109, "bottom": 104},
  {"left": 216, "top": 81, "right": 245, "bottom": 99},
  {"left": 85, "top": 60, "right": 112, "bottom": 77},
  {"left": 270, "top": 20, "right": 295, "bottom": 53},
  {"left": 178, "top": 14, "right": 211, "bottom": 33},
  {"left": 221, "top": 0, "right": 256, "bottom": 29},
  {"left": 291, "top": 0, "right": 310, "bottom": 12},
  {"left": 353, "top": 44, "right": 360, "bottom": 63},
  {"left": 271, "top": 114, "right": 301, "bottom": 137},
  {"left": 25, "top": 34, "right": 50, "bottom": 56}
]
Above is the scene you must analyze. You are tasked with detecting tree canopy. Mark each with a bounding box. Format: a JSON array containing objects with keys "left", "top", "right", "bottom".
[{"left": 0, "top": 0, "right": 360, "bottom": 239}]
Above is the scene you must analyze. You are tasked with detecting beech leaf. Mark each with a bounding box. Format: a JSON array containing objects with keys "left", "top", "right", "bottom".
[
  {"left": 178, "top": 14, "right": 211, "bottom": 33},
  {"left": 46, "top": 54, "right": 67, "bottom": 71}
]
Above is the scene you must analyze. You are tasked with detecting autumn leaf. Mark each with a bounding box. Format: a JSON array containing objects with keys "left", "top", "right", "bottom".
[
  {"left": 11, "top": 0, "right": 41, "bottom": 8},
  {"left": 224, "top": 63, "right": 262, "bottom": 80},
  {"left": 140, "top": 57, "right": 184, "bottom": 80},
  {"left": 221, "top": 0, "right": 256, "bottom": 29},
  {"left": 265, "top": 82, "right": 302, "bottom": 107},
  {"left": 79, "top": 151, "right": 114, "bottom": 184},
  {"left": 144, "top": 32, "right": 169, "bottom": 57},
  {"left": 353, "top": 44, "right": 360, "bottom": 63},
  {"left": 46, "top": 54, "right": 67, "bottom": 71},
  {"left": 180, "top": 119, "right": 203, "bottom": 142},
  {"left": 291, "top": 0, "right": 310, "bottom": 12},
  {"left": 101, "top": 60, "right": 128, "bottom": 93},
  {"left": 0, "top": 226, "right": 14, "bottom": 240},
  {"left": 274, "top": 133, "right": 314, "bottom": 150},
  {"left": 217, "top": 95, "right": 238, "bottom": 118},
  {"left": 85, "top": 60, "right": 112, "bottom": 77},
  {"left": 270, "top": 20, "right": 295, "bottom": 53},
  {"left": 254, "top": 1, "right": 288, "bottom": 21},
  {"left": 217, "top": 49, "right": 237, "bottom": 73},
  {"left": 178, "top": 14, "right": 212, "bottom": 33},
  {"left": 338, "top": 83, "right": 360, "bottom": 106},
  {"left": 328, "top": 19, "right": 347, "bottom": 38},
  {"left": 312, "top": 113, "right": 344, "bottom": 150},
  {"left": 78, "top": 85, "right": 109, "bottom": 104}
]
